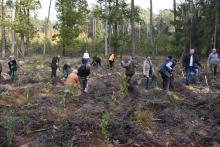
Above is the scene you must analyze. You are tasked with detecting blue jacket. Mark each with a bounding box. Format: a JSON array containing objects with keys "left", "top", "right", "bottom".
[{"left": 208, "top": 52, "right": 219, "bottom": 65}]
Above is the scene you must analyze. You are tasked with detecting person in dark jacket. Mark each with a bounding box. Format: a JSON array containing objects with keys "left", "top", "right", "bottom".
[
  {"left": 51, "top": 55, "right": 60, "bottom": 79},
  {"left": 182, "top": 49, "right": 202, "bottom": 85},
  {"left": 159, "top": 57, "right": 177, "bottom": 90},
  {"left": 77, "top": 64, "right": 91, "bottom": 93},
  {"left": 8, "top": 55, "right": 17, "bottom": 82},
  {"left": 121, "top": 55, "right": 136, "bottom": 84},
  {"left": 91, "top": 56, "right": 101, "bottom": 67},
  {"left": 63, "top": 62, "right": 71, "bottom": 80}
]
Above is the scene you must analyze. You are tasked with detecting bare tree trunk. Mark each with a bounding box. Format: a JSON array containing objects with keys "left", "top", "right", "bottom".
[
  {"left": 150, "top": 0, "right": 154, "bottom": 55},
  {"left": 173, "top": 0, "right": 177, "bottom": 48},
  {"left": 20, "top": 33, "right": 25, "bottom": 56},
  {"left": 43, "top": 0, "right": 52, "bottom": 55},
  {"left": 104, "top": 0, "right": 108, "bottom": 56},
  {"left": 213, "top": 0, "right": 218, "bottom": 48},
  {"left": 10, "top": 0, "right": 15, "bottom": 54},
  {"left": 131, "top": 0, "right": 135, "bottom": 55},
  {"left": 1, "top": 0, "right": 6, "bottom": 57}
]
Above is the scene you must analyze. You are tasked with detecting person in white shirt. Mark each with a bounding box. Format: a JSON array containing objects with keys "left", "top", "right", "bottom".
[{"left": 182, "top": 49, "right": 202, "bottom": 85}]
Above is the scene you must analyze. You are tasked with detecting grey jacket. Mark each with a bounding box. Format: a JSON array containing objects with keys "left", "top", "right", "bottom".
[
  {"left": 143, "top": 60, "right": 152, "bottom": 77},
  {"left": 208, "top": 53, "right": 219, "bottom": 65}
]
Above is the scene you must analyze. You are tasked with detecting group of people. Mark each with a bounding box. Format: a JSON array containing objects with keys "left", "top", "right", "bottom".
[{"left": 0, "top": 48, "right": 218, "bottom": 93}]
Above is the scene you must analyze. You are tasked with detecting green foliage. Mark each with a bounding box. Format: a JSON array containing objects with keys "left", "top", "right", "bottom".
[
  {"left": 100, "top": 113, "right": 110, "bottom": 135},
  {"left": 119, "top": 78, "right": 128, "bottom": 98},
  {"left": 0, "top": 113, "right": 16, "bottom": 147}
]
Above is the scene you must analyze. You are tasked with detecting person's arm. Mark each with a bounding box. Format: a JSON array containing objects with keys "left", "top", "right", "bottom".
[
  {"left": 166, "top": 62, "right": 173, "bottom": 70},
  {"left": 143, "top": 61, "right": 146, "bottom": 75}
]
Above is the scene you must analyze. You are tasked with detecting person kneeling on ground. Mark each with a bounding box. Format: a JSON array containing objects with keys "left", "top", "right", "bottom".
[
  {"left": 159, "top": 57, "right": 177, "bottom": 90},
  {"left": 64, "top": 70, "right": 80, "bottom": 94},
  {"left": 77, "top": 63, "right": 91, "bottom": 94},
  {"left": 208, "top": 48, "right": 219, "bottom": 77},
  {"left": 51, "top": 55, "right": 60, "bottom": 79},
  {"left": 91, "top": 56, "right": 101, "bottom": 67},
  {"left": 8, "top": 55, "right": 17, "bottom": 83},
  {"left": 143, "top": 56, "right": 153, "bottom": 89},
  {"left": 108, "top": 53, "right": 115, "bottom": 69},
  {"left": 63, "top": 62, "right": 71, "bottom": 80},
  {"left": 121, "top": 55, "right": 136, "bottom": 84}
]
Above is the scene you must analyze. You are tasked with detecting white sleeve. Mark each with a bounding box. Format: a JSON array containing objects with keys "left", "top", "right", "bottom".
[{"left": 166, "top": 62, "right": 173, "bottom": 70}]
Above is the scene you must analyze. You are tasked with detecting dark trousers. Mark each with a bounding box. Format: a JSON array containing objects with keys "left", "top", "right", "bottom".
[
  {"left": 210, "top": 64, "right": 218, "bottom": 76},
  {"left": 109, "top": 61, "right": 114, "bottom": 68},
  {"left": 126, "top": 74, "right": 134, "bottom": 84},
  {"left": 51, "top": 67, "right": 57, "bottom": 78},
  {"left": 185, "top": 67, "right": 198, "bottom": 85},
  {"left": 10, "top": 69, "right": 16, "bottom": 82},
  {"left": 161, "top": 73, "right": 170, "bottom": 90}
]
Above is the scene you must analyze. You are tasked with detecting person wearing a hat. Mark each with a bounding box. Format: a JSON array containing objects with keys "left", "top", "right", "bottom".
[{"left": 8, "top": 55, "right": 17, "bottom": 82}]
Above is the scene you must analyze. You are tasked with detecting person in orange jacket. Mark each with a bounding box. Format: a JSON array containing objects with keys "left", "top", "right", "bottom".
[{"left": 64, "top": 69, "right": 80, "bottom": 93}]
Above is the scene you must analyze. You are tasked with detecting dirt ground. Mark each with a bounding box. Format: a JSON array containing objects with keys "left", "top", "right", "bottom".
[{"left": 0, "top": 56, "right": 220, "bottom": 147}]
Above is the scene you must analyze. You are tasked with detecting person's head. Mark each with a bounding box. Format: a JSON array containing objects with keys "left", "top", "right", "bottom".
[
  {"left": 128, "top": 55, "right": 132, "bottom": 60},
  {"left": 146, "top": 55, "right": 151, "bottom": 60},
  {"left": 167, "top": 56, "right": 173, "bottom": 60},
  {"left": 212, "top": 48, "right": 217, "bottom": 53},
  {"left": 9, "top": 55, "right": 14, "bottom": 60},
  {"left": 72, "top": 69, "right": 78, "bottom": 74},
  {"left": 57, "top": 54, "right": 61, "bottom": 58},
  {"left": 172, "top": 58, "right": 177, "bottom": 64},
  {"left": 189, "top": 48, "right": 195, "bottom": 55}
]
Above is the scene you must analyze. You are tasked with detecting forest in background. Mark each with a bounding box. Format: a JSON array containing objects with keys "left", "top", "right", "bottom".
[{"left": 0, "top": 0, "right": 219, "bottom": 57}]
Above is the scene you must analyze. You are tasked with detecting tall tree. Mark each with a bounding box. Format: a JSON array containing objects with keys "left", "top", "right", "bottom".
[
  {"left": 43, "top": 0, "right": 52, "bottom": 55},
  {"left": 131, "top": 0, "right": 135, "bottom": 55},
  {"left": 1, "top": 0, "right": 6, "bottom": 57},
  {"left": 149, "top": 0, "right": 154, "bottom": 55},
  {"left": 173, "top": 0, "right": 177, "bottom": 48}
]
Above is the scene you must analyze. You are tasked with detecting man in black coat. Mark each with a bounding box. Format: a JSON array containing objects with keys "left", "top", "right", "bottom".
[{"left": 182, "top": 49, "right": 202, "bottom": 85}]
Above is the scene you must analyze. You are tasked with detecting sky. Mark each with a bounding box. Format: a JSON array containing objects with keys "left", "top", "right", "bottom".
[{"left": 38, "top": 0, "right": 180, "bottom": 22}]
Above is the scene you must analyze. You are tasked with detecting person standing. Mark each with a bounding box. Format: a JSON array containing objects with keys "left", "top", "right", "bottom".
[
  {"left": 108, "top": 53, "right": 115, "bottom": 69},
  {"left": 208, "top": 48, "right": 219, "bottom": 77},
  {"left": 77, "top": 63, "right": 91, "bottom": 94},
  {"left": 82, "top": 50, "right": 90, "bottom": 65},
  {"left": 143, "top": 56, "right": 153, "bottom": 89},
  {"left": 159, "top": 57, "right": 177, "bottom": 90},
  {"left": 51, "top": 55, "right": 60, "bottom": 79},
  {"left": 121, "top": 55, "right": 136, "bottom": 84},
  {"left": 182, "top": 49, "right": 202, "bottom": 85},
  {"left": 8, "top": 55, "right": 17, "bottom": 83}
]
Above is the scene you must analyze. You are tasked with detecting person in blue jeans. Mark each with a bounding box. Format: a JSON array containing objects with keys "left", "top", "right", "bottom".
[
  {"left": 77, "top": 63, "right": 90, "bottom": 94},
  {"left": 8, "top": 55, "right": 17, "bottom": 83},
  {"left": 182, "top": 49, "right": 202, "bottom": 85},
  {"left": 63, "top": 62, "right": 71, "bottom": 80}
]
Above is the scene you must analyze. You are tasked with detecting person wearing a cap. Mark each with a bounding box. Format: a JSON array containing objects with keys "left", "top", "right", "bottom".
[
  {"left": 51, "top": 55, "right": 60, "bottom": 79},
  {"left": 8, "top": 55, "right": 17, "bottom": 82},
  {"left": 63, "top": 62, "right": 71, "bottom": 80}
]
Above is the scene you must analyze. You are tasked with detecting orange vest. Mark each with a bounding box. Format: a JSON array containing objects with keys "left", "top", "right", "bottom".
[{"left": 65, "top": 73, "right": 79, "bottom": 87}]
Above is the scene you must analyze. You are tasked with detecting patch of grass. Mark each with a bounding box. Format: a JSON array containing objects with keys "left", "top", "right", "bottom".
[
  {"left": 24, "top": 64, "right": 37, "bottom": 70},
  {"left": 119, "top": 78, "right": 128, "bottom": 98},
  {"left": 130, "top": 111, "right": 154, "bottom": 125},
  {"left": 110, "top": 92, "right": 117, "bottom": 109},
  {"left": 105, "top": 138, "right": 119, "bottom": 147},
  {"left": 57, "top": 94, "right": 65, "bottom": 103},
  {"left": 94, "top": 91, "right": 102, "bottom": 97},
  {"left": 0, "top": 91, "right": 10, "bottom": 98},
  {"left": 23, "top": 96, "right": 36, "bottom": 106},
  {"left": 0, "top": 113, "right": 16, "bottom": 147},
  {"left": 100, "top": 113, "right": 110, "bottom": 135}
]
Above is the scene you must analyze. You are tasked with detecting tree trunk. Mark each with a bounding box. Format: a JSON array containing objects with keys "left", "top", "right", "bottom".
[
  {"left": 44, "top": 0, "right": 53, "bottom": 55},
  {"left": 10, "top": 0, "right": 15, "bottom": 54},
  {"left": 114, "top": 0, "right": 118, "bottom": 54},
  {"left": 213, "top": 0, "right": 218, "bottom": 48},
  {"left": 20, "top": 33, "right": 25, "bottom": 56},
  {"left": 1, "top": 0, "right": 6, "bottom": 57},
  {"left": 150, "top": 0, "right": 154, "bottom": 55},
  {"left": 131, "top": 0, "right": 135, "bottom": 55},
  {"left": 173, "top": 0, "right": 177, "bottom": 48},
  {"left": 104, "top": 0, "right": 108, "bottom": 56}
]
